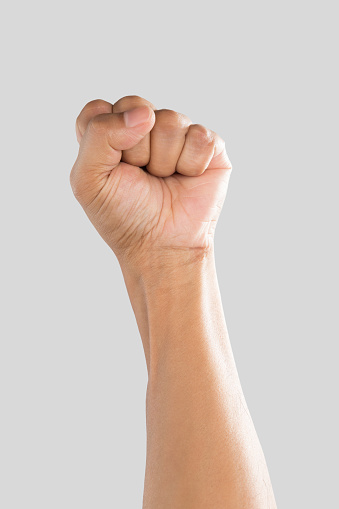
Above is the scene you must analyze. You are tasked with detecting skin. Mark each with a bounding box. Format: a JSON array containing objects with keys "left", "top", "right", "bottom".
[{"left": 70, "top": 95, "right": 277, "bottom": 508}]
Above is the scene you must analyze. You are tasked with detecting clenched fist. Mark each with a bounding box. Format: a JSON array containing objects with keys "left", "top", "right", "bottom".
[{"left": 70, "top": 95, "right": 232, "bottom": 268}]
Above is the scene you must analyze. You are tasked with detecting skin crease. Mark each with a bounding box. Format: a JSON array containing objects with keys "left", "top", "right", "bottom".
[{"left": 70, "top": 95, "right": 277, "bottom": 508}]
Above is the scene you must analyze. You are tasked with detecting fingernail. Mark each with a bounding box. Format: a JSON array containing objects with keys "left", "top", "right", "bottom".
[{"left": 124, "top": 106, "right": 152, "bottom": 128}]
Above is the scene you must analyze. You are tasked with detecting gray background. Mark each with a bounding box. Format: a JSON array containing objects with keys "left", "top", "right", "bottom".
[{"left": 0, "top": 1, "right": 338, "bottom": 507}]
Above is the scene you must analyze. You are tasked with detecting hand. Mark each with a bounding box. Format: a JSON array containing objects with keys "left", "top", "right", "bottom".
[{"left": 70, "top": 95, "right": 232, "bottom": 268}]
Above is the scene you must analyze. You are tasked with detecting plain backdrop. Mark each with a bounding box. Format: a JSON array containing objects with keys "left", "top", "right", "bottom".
[{"left": 0, "top": 1, "right": 338, "bottom": 507}]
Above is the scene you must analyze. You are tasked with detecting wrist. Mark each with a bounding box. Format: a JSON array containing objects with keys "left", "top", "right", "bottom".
[
  {"left": 117, "top": 244, "right": 218, "bottom": 374},
  {"left": 118, "top": 244, "right": 215, "bottom": 288}
]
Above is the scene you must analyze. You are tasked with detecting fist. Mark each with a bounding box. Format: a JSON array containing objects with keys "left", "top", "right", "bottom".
[{"left": 70, "top": 95, "right": 232, "bottom": 266}]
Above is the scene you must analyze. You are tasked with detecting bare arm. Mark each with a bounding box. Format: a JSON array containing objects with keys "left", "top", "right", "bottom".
[
  {"left": 121, "top": 249, "right": 276, "bottom": 508},
  {"left": 70, "top": 95, "right": 277, "bottom": 508}
]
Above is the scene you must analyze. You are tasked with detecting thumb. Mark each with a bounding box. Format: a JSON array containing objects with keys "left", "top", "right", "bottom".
[{"left": 70, "top": 106, "right": 155, "bottom": 203}]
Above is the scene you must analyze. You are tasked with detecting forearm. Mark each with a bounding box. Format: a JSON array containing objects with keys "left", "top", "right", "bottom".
[{"left": 120, "top": 246, "right": 276, "bottom": 509}]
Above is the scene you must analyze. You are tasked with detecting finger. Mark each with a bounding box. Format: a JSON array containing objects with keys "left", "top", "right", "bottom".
[
  {"left": 177, "top": 123, "right": 232, "bottom": 176},
  {"left": 206, "top": 135, "right": 232, "bottom": 171},
  {"left": 76, "top": 99, "right": 113, "bottom": 143},
  {"left": 113, "top": 95, "right": 156, "bottom": 168},
  {"left": 176, "top": 124, "right": 216, "bottom": 176},
  {"left": 70, "top": 106, "right": 155, "bottom": 205},
  {"left": 146, "top": 109, "right": 192, "bottom": 177}
]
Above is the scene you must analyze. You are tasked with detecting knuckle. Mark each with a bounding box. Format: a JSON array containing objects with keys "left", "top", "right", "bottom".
[
  {"left": 155, "top": 109, "right": 190, "bottom": 133},
  {"left": 115, "top": 94, "right": 143, "bottom": 106},
  {"left": 214, "top": 135, "right": 229, "bottom": 159},
  {"left": 87, "top": 113, "right": 110, "bottom": 135},
  {"left": 84, "top": 99, "right": 110, "bottom": 111},
  {"left": 77, "top": 100, "right": 112, "bottom": 135},
  {"left": 214, "top": 131, "right": 226, "bottom": 148},
  {"left": 189, "top": 124, "right": 215, "bottom": 147},
  {"left": 113, "top": 95, "right": 155, "bottom": 112},
  {"left": 78, "top": 100, "right": 110, "bottom": 123}
]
